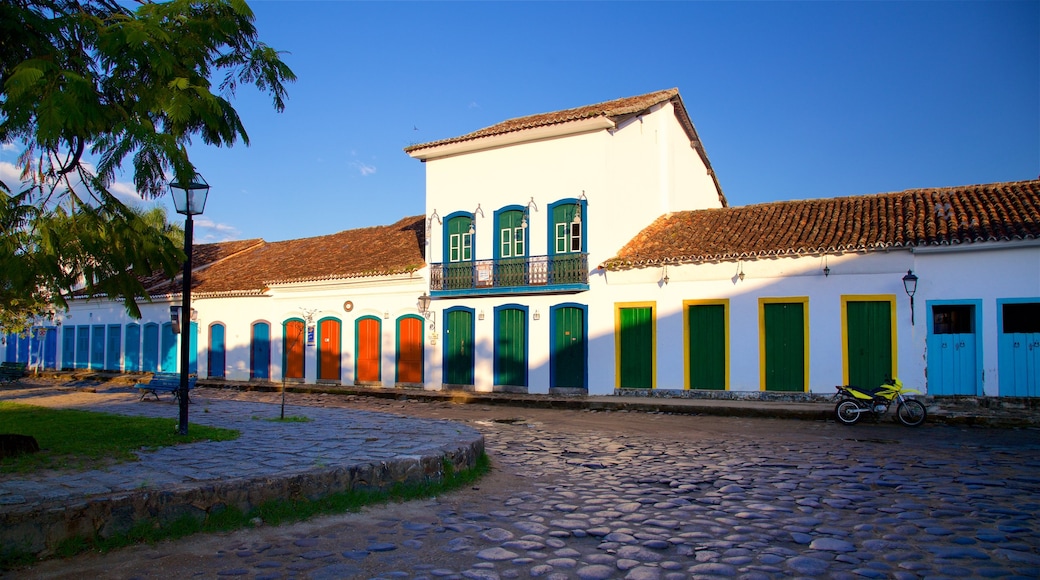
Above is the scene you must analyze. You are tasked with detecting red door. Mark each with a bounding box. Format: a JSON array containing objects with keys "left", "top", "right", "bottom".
[
  {"left": 284, "top": 320, "right": 304, "bottom": 380},
  {"left": 356, "top": 317, "right": 380, "bottom": 382},
  {"left": 319, "top": 318, "right": 341, "bottom": 381},
  {"left": 397, "top": 317, "right": 423, "bottom": 383}
]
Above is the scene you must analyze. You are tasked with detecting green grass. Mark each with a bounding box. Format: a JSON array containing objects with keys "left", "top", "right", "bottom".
[
  {"left": 3, "top": 452, "right": 491, "bottom": 568},
  {"left": 0, "top": 401, "right": 240, "bottom": 474}
]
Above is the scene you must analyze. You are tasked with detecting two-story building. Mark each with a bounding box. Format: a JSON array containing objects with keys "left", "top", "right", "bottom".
[{"left": 5, "top": 89, "right": 1039, "bottom": 397}]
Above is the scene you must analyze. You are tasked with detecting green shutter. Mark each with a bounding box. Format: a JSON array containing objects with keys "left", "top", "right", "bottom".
[
  {"left": 688, "top": 304, "right": 725, "bottom": 390},
  {"left": 619, "top": 307, "right": 653, "bottom": 388},
  {"left": 495, "top": 308, "right": 526, "bottom": 386},
  {"left": 846, "top": 301, "right": 892, "bottom": 389},
  {"left": 552, "top": 307, "right": 585, "bottom": 388},
  {"left": 446, "top": 310, "right": 474, "bottom": 385},
  {"left": 764, "top": 302, "right": 805, "bottom": 392}
]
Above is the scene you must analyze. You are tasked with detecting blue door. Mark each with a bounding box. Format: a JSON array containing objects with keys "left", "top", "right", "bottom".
[
  {"left": 189, "top": 321, "right": 198, "bottom": 374},
  {"left": 209, "top": 323, "right": 226, "bottom": 378},
  {"left": 90, "top": 325, "right": 105, "bottom": 370},
  {"left": 41, "top": 328, "right": 57, "bottom": 369},
  {"left": 16, "top": 334, "right": 29, "bottom": 363},
  {"left": 927, "top": 302, "right": 980, "bottom": 395},
  {"left": 76, "top": 326, "right": 90, "bottom": 369},
  {"left": 161, "top": 322, "right": 177, "bottom": 372},
  {"left": 62, "top": 327, "right": 76, "bottom": 369},
  {"left": 105, "top": 324, "right": 121, "bottom": 370},
  {"left": 251, "top": 322, "right": 271, "bottom": 380},
  {"left": 3, "top": 333, "right": 14, "bottom": 362},
  {"left": 143, "top": 323, "right": 159, "bottom": 372},
  {"left": 998, "top": 300, "right": 1040, "bottom": 397},
  {"left": 124, "top": 324, "right": 141, "bottom": 372}
]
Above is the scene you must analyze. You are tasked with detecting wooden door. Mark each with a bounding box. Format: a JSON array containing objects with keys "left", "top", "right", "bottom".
[
  {"left": 283, "top": 319, "right": 305, "bottom": 380},
  {"left": 763, "top": 302, "right": 805, "bottom": 392},
  {"left": 356, "top": 317, "right": 381, "bottom": 383},
  {"left": 319, "top": 318, "right": 341, "bottom": 381},
  {"left": 396, "top": 316, "right": 423, "bottom": 383},
  {"left": 687, "top": 304, "right": 726, "bottom": 390}
]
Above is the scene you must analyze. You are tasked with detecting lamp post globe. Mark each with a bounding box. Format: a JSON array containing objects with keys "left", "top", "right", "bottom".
[{"left": 169, "top": 172, "right": 210, "bottom": 435}]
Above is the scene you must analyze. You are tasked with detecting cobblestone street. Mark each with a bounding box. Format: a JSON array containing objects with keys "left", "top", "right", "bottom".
[{"left": 14, "top": 388, "right": 1040, "bottom": 580}]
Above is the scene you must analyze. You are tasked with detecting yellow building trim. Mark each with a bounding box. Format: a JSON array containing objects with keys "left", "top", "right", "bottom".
[
  {"left": 614, "top": 301, "right": 657, "bottom": 389},
  {"left": 839, "top": 294, "right": 898, "bottom": 386},
  {"left": 758, "top": 297, "right": 810, "bottom": 392},
  {"left": 682, "top": 299, "right": 730, "bottom": 390}
]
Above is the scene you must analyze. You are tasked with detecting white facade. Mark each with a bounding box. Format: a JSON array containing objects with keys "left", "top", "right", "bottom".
[{"left": 7, "top": 91, "right": 1038, "bottom": 398}]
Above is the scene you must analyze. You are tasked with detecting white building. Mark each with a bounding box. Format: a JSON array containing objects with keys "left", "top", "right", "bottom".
[{"left": 6, "top": 89, "right": 1039, "bottom": 397}]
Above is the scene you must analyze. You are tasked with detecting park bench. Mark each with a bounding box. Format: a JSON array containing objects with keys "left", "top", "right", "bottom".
[
  {"left": 0, "top": 362, "right": 28, "bottom": 384},
  {"left": 135, "top": 372, "right": 196, "bottom": 403}
]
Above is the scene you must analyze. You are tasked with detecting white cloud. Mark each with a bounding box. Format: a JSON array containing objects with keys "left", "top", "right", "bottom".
[
  {"left": 194, "top": 217, "right": 241, "bottom": 243},
  {"left": 350, "top": 160, "right": 377, "bottom": 176}
]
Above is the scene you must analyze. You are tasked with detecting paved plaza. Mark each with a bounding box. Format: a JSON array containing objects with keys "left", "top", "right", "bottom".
[{"left": 5, "top": 386, "right": 1040, "bottom": 579}]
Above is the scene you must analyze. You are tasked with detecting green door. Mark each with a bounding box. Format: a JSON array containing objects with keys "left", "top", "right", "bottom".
[
  {"left": 494, "top": 308, "right": 527, "bottom": 386},
  {"left": 688, "top": 304, "right": 726, "bottom": 390},
  {"left": 763, "top": 302, "right": 805, "bottom": 392},
  {"left": 445, "top": 309, "right": 474, "bottom": 385},
  {"left": 496, "top": 210, "right": 526, "bottom": 287},
  {"left": 619, "top": 307, "right": 653, "bottom": 388},
  {"left": 552, "top": 306, "right": 586, "bottom": 388},
  {"left": 846, "top": 301, "right": 893, "bottom": 390},
  {"left": 445, "top": 216, "right": 473, "bottom": 290}
]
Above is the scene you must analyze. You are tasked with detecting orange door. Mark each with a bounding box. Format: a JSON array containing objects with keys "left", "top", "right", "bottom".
[
  {"left": 319, "top": 319, "right": 341, "bottom": 381},
  {"left": 284, "top": 320, "right": 304, "bottom": 379},
  {"left": 397, "top": 317, "right": 423, "bottom": 383},
  {"left": 356, "top": 318, "right": 381, "bottom": 382}
]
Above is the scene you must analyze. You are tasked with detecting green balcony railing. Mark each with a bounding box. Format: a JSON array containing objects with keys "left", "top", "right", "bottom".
[{"left": 431, "top": 254, "right": 588, "bottom": 292}]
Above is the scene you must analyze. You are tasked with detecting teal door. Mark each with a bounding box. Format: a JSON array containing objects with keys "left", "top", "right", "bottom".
[
  {"left": 846, "top": 301, "right": 893, "bottom": 390},
  {"left": 189, "top": 321, "right": 198, "bottom": 374},
  {"left": 251, "top": 322, "right": 271, "bottom": 380},
  {"left": 688, "top": 304, "right": 726, "bottom": 390},
  {"left": 928, "top": 303, "right": 978, "bottom": 395},
  {"left": 551, "top": 305, "right": 586, "bottom": 389},
  {"left": 125, "top": 324, "right": 141, "bottom": 372},
  {"left": 618, "top": 307, "right": 653, "bottom": 388},
  {"left": 142, "top": 323, "right": 159, "bottom": 372},
  {"left": 209, "top": 324, "right": 226, "bottom": 378},
  {"left": 62, "top": 327, "right": 76, "bottom": 370},
  {"left": 763, "top": 302, "right": 805, "bottom": 392},
  {"left": 999, "top": 301, "right": 1040, "bottom": 396},
  {"left": 161, "top": 322, "right": 177, "bottom": 372},
  {"left": 105, "top": 324, "right": 121, "bottom": 370},
  {"left": 90, "top": 325, "right": 105, "bottom": 370},
  {"left": 444, "top": 309, "right": 474, "bottom": 385},
  {"left": 494, "top": 307, "right": 527, "bottom": 387},
  {"left": 75, "top": 326, "right": 89, "bottom": 369}
]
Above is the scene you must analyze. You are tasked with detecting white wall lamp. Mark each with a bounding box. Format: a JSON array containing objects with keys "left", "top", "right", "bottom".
[
  {"left": 468, "top": 204, "right": 485, "bottom": 235},
  {"left": 418, "top": 292, "right": 437, "bottom": 330},
  {"left": 902, "top": 270, "right": 919, "bottom": 326},
  {"left": 737, "top": 261, "right": 745, "bottom": 282},
  {"left": 533, "top": 309, "right": 541, "bottom": 321},
  {"left": 521, "top": 197, "right": 538, "bottom": 229},
  {"left": 573, "top": 191, "right": 587, "bottom": 225}
]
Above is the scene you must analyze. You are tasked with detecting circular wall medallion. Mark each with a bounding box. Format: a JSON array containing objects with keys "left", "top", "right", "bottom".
[{"left": 343, "top": 300, "right": 354, "bottom": 312}]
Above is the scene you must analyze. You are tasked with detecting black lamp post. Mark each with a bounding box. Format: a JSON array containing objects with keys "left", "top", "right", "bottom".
[
  {"left": 169, "top": 172, "right": 209, "bottom": 435},
  {"left": 902, "top": 269, "right": 919, "bottom": 326}
]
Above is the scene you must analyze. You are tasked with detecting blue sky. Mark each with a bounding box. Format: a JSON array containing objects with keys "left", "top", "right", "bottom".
[{"left": 6, "top": 1, "right": 1038, "bottom": 243}]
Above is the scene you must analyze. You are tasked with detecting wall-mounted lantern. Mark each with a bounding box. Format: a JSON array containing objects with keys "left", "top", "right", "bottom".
[{"left": 902, "top": 269, "right": 919, "bottom": 326}]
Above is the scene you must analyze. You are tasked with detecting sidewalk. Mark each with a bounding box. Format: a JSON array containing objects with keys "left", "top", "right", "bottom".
[{"left": 0, "top": 381, "right": 484, "bottom": 558}]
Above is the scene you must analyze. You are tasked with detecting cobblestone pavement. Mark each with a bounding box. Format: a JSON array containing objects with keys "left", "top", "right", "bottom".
[{"left": 13, "top": 388, "right": 1040, "bottom": 580}]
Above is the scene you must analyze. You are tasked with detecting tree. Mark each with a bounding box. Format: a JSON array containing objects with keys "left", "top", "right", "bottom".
[{"left": 0, "top": 0, "right": 295, "bottom": 331}]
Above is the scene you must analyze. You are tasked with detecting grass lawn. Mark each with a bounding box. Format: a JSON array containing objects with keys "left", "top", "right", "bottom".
[{"left": 0, "top": 401, "right": 240, "bottom": 474}]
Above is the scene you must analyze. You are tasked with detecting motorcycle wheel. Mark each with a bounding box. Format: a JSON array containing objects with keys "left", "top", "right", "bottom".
[
  {"left": 835, "top": 400, "right": 863, "bottom": 425},
  {"left": 896, "top": 399, "right": 927, "bottom": 427}
]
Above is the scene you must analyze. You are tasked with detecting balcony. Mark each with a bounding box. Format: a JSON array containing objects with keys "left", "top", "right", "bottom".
[{"left": 430, "top": 254, "right": 589, "bottom": 297}]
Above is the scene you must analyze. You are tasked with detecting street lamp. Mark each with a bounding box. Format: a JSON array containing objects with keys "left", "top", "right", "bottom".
[
  {"left": 169, "top": 172, "right": 209, "bottom": 435},
  {"left": 902, "top": 269, "right": 919, "bottom": 326}
]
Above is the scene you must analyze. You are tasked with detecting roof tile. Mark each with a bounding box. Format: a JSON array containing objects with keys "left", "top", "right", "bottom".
[{"left": 602, "top": 180, "right": 1040, "bottom": 270}]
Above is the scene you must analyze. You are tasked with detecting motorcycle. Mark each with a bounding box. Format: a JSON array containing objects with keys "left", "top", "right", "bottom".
[{"left": 834, "top": 377, "right": 927, "bottom": 427}]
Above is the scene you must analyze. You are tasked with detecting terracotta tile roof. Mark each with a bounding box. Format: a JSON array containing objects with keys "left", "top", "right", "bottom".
[
  {"left": 601, "top": 180, "right": 1040, "bottom": 270},
  {"left": 405, "top": 89, "right": 726, "bottom": 206},
  {"left": 140, "top": 238, "right": 263, "bottom": 293},
  {"left": 147, "top": 216, "right": 426, "bottom": 296}
]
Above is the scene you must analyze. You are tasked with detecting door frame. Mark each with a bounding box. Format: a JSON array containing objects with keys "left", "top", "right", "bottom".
[
  {"left": 614, "top": 301, "right": 657, "bottom": 389},
  {"left": 927, "top": 298, "right": 983, "bottom": 395},
  {"left": 996, "top": 297, "right": 1037, "bottom": 396},
  {"left": 840, "top": 295, "right": 897, "bottom": 387},
  {"left": 758, "top": 297, "right": 810, "bottom": 392},
  {"left": 683, "top": 299, "right": 730, "bottom": 391}
]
